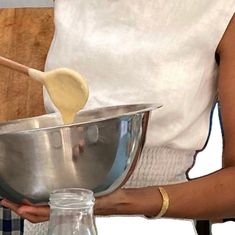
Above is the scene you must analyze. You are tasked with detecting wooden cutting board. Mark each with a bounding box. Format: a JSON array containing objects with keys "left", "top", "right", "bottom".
[{"left": 0, "top": 8, "right": 54, "bottom": 122}]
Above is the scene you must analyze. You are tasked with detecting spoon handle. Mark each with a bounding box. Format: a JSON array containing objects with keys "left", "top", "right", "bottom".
[{"left": 0, "top": 56, "right": 29, "bottom": 75}]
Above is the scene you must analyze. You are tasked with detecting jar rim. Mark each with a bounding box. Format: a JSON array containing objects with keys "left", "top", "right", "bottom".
[
  {"left": 49, "top": 188, "right": 95, "bottom": 209},
  {"left": 51, "top": 188, "right": 93, "bottom": 195}
]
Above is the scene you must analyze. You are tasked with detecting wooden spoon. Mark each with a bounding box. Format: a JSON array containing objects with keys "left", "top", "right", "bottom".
[{"left": 0, "top": 56, "right": 89, "bottom": 124}]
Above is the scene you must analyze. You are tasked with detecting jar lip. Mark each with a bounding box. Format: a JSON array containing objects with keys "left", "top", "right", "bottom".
[
  {"left": 51, "top": 188, "right": 93, "bottom": 195},
  {"left": 49, "top": 188, "right": 95, "bottom": 209}
]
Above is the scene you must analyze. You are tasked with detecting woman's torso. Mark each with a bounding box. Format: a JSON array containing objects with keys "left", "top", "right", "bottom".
[{"left": 45, "top": 0, "right": 235, "bottom": 151}]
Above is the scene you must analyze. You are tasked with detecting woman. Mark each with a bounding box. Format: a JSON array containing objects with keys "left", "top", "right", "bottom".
[{"left": 2, "top": 0, "right": 235, "bottom": 234}]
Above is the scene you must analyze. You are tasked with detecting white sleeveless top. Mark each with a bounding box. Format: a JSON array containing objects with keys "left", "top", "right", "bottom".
[
  {"left": 24, "top": 1, "right": 235, "bottom": 234},
  {"left": 44, "top": 0, "right": 235, "bottom": 151}
]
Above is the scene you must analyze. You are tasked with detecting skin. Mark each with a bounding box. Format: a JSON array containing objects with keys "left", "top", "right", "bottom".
[{"left": 2, "top": 14, "right": 235, "bottom": 224}]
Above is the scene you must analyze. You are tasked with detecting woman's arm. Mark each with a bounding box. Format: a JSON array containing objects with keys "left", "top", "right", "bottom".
[
  {"left": 2, "top": 15, "right": 235, "bottom": 223},
  {"left": 95, "top": 14, "right": 235, "bottom": 220}
]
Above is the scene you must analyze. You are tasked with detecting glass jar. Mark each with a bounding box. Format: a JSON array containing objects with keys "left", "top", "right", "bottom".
[{"left": 47, "top": 188, "right": 98, "bottom": 235}]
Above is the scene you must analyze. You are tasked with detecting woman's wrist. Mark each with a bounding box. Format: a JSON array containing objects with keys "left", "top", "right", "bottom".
[
  {"left": 95, "top": 187, "right": 162, "bottom": 216},
  {"left": 124, "top": 186, "right": 162, "bottom": 216}
]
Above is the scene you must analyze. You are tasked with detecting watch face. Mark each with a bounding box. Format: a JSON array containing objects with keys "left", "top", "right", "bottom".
[{"left": 0, "top": 0, "right": 54, "bottom": 8}]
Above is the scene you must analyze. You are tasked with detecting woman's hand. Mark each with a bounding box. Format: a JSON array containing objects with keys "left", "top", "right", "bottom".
[
  {"left": 95, "top": 187, "right": 161, "bottom": 217},
  {"left": 1, "top": 199, "right": 50, "bottom": 223},
  {"left": 0, "top": 187, "right": 161, "bottom": 223}
]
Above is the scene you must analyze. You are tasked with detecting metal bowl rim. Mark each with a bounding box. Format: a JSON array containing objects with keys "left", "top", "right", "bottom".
[{"left": 0, "top": 103, "right": 162, "bottom": 136}]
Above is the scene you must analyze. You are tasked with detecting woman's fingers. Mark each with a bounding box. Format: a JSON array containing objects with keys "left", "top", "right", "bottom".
[
  {"left": 1, "top": 199, "right": 50, "bottom": 223},
  {"left": 19, "top": 212, "right": 49, "bottom": 223},
  {"left": 18, "top": 205, "right": 50, "bottom": 217},
  {"left": 1, "top": 199, "right": 20, "bottom": 211}
]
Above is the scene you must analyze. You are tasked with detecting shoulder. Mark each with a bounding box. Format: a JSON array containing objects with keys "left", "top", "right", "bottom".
[{"left": 217, "top": 14, "right": 235, "bottom": 59}]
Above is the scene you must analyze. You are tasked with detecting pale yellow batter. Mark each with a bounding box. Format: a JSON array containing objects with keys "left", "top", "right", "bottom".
[{"left": 28, "top": 68, "right": 89, "bottom": 124}]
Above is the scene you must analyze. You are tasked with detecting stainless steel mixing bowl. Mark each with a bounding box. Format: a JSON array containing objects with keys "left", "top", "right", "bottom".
[{"left": 0, "top": 103, "right": 160, "bottom": 204}]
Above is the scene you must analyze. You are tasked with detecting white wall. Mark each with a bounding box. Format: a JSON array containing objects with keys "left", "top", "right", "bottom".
[
  {"left": 0, "top": 0, "right": 53, "bottom": 8},
  {"left": 189, "top": 104, "right": 223, "bottom": 178}
]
